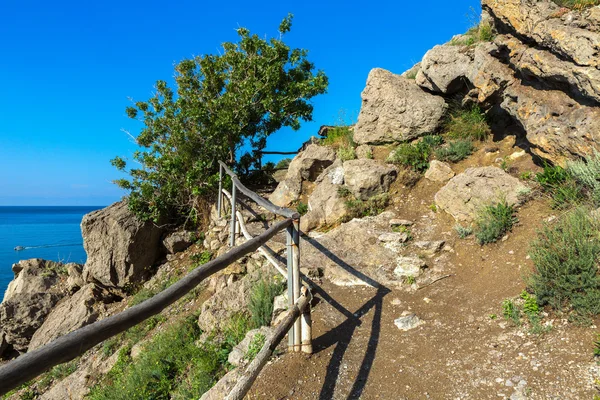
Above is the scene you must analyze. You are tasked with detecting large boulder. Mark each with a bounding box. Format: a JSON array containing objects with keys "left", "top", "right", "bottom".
[
  {"left": 416, "top": 44, "right": 474, "bottom": 94},
  {"left": 434, "top": 166, "right": 529, "bottom": 223},
  {"left": 300, "top": 163, "right": 348, "bottom": 232},
  {"left": 353, "top": 68, "right": 447, "bottom": 145},
  {"left": 0, "top": 259, "right": 70, "bottom": 356},
  {"left": 343, "top": 159, "right": 398, "bottom": 200},
  {"left": 162, "top": 230, "right": 194, "bottom": 254},
  {"left": 81, "top": 201, "right": 164, "bottom": 289},
  {"left": 269, "top": 144, "right": 336, "bottom": 207},
  {"left": 28, "top": 284, "right": 107, "bottom": 351}
]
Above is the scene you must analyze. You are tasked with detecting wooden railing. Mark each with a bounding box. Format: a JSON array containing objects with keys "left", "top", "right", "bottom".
[{"left": 0, "top": 161, "right": 313, "bottom": 400}]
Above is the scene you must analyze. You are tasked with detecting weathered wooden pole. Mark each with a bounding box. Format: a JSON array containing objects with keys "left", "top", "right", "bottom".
[
  {"left": 292, "top": 218, "right": 301, "bottom": 352},
  {"left": 286, "top": 224, "right": 295, "bottom": 349},
  {"left": 301, "top": 286, "right": 313, "bottom": 354},
  {"left": 217, "top": 164, "right": 223, "bottom": 218},
  {"left": 230, "top": 182, "right": 237, "bottom": 247}
]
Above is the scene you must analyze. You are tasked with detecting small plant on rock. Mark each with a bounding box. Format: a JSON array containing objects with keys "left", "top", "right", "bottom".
[
  {"left": 475, "top": 199, "right": 517, "bottom": 245},
  {"left": 387, "top": 135, "right": 443, "bottom": 172},
  {"left": 296, "top": 202, "right": 309, "bottom": 216},
  {"left": 245, "top": 333, "right": 266, "bottom": 362},
  {"left": 337, "top": 145, "right": 356, "bottom": 161},
  {"left": 435, "top": 140, "right": 474, "bottom": 162},
  {"left": 248, "top": 278, "right": 285, "bottom": 328},
  {"left": 454, "top": 224, "right": 473, "bottom": 238}
]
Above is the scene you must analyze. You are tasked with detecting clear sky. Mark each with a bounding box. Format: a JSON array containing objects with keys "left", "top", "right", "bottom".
[{"left": 0, "top": 0, "right": 481, "bottom": 206}]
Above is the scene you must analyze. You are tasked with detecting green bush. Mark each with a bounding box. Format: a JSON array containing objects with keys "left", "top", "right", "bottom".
[
  {"left": 434, "top": 140, "right": 474, "bottom": 162},
  {"left": 274, "top": 158, "right": 292, "bottom": 170},
  {"left": 248, "top": 279, "right": 285, "bottom": 328},
  {"left": 568, "top": 151, "right": 600, "bottom": 204},
  {"left": 337, "top": 145, "right": 356, "bottom": 161},
  {"left": 445, "top": 105, "right": 491, "bottom": 141},
  {"left": 245, "top": 333, "right": 266, "bottom": 362},
  {"left": 320, "top": 126, "right": 354, "bottom": 148},
  {"left": 89, "top": 314, "right": 235, "bottom": 400},
  {"left": 536, "top": 163, "right": 584, "bottom": 209},
  {"left": 527, "top": 208, "right": 600, "bottom": 321},
  {"left": 454, "top": 224, "right": 473, "bottom": 238},
  {"left": 451, "top": 22, "right": 495, "bottom": 46},
  {"left": 387, "top": 135, "right": 443, "bottom": 172},
  {"left": 343, "top": 194, "right": 390, "bottom": 222},
  {"left": 191, "top": 250, "right": 213, "bottom": 266},
  {"left": 296, "top": 202, "right": 309, "bottom": 216},
  {"left": 475, "top": 200, "right": 518, "bottom": 245}
]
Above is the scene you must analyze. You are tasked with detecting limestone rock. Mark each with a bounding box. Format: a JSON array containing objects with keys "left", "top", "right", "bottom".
[
  {"left": 416, "top": 44, "right": 474, "bottom": 94},
  {"left": 81, "top": 201, "right": 164, "bottom": 289},
  {"left": 269, "top": 144, "right": 336, "bottom": 207},
  {"left": 353, "top": 68, "right": 447, "bottom": 145},
  {"left": 301, "top": 174, "right": 347, "bottom": 232},
  {"left": 162, "top": 230, "right": 194, "bottom": 254},
  {"left": 425, "top": 160, "right": 455, "bottom": 183},
  {"left": 343, "top": 159, "right": 398, "bottom": 200},
  {"left": 227, "top": 327, "right": 271, "bottom": 367},
  {"left": 414, "top": 240, "right": 445, "bottom": 255},
  {"left": 389, "top": 219, "right": 413, "bottom": 227},
  {"left": 355, "top": 144, "right": 373, "bottom": 159},
  {"left": 394, "top": 312, "right": 423, "bottom": 331},
  {"left": 271, "top": 293, "right": 289, "bottom": 326},
  {"left": 378, "top": 232, "right": 409, "bottom": 244},
  {"left": 28, "top": 284, "right": 106, "bottom": 351},
  {"left": 394, "top": 257, "right": 427, "bottom": 278},
  {"left": 66, "top": 263, "right": 84, "bottom": 293},
  {"left": 434, "top": 167, "right": 528, "bottom": 223}
]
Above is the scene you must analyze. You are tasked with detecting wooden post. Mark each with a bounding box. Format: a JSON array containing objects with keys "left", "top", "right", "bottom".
[
  {"left": 217, "top": 164, "right": 223, "bottom": 218},
  {"left": 286, "top": 225, "right": 294, "bottom": 350},
  {"left": 292, "top": 218, "right": 301, "bottom": 352},
  {"left": 230, "top": 183, "right": 237, "bottom": 247},
  {"left": 301, "top": 287, "right": 313, "bottom": 354}
]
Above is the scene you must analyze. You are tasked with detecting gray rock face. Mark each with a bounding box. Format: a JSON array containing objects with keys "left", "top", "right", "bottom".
[
  {"left": 355, "top": 144, "right": 373, "bottom": 159},
  {"left": 301, "top": 173, "right": 347, "bottom": 232},
  {"left": 393, "top": 257, "right": 427, "bottom": 278},
  {"left": 434, "top": 167, "right": 528, "bottom": 223},
  {"left": 425, "top": 160, "right": 455, "bottom": 183},
  {"left": 343, "top": 159, "right": 398, "bottom": 201},
  {"left": 378, "top": 232, "right": 410, "bottom": 244},
  {"left": 162, "top": 230, "right": 194, "bottom": 254},
  {"left": 81, "top": 201, "right": 164, "bottom": 289},
  {"left": 0, "top": 259, "right": 69, "bottom": 356},
  {"left": 269, "top": 144, "right": 336, "bottom": 207},
  {"left": 416, "top": 44, "right": 474, "bottom": 94},
  {"left": 28, "top": 284, "right": 106, "bottom": 351},
  {"left": 353, "top": 68, "right": 447, "bottom": 145}
]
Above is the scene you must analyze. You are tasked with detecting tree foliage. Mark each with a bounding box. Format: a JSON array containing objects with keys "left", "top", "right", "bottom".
[{"left": 112, "top": 14, "right": 328, "bottom": 224}]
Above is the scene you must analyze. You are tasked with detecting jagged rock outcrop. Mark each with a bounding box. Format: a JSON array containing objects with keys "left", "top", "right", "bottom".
[
  {"left": 343, "top": 159, "right": 398, "bottom": 200},
  {"left": 81, "top": 200, "right": 164, "bottom": 289},
  {"left": 416, "top": 44, "right": 474, "bottom": 94},
  {"left": 269, "top": 144, "right": 336, "bottom": 207},
  {"left": 434, "top": 166, "right": 529, "bottom": 222},
  {"left": 353, "top": 68, "right": 447, "bottom": 145},
  {"left": 162, "top": 230, "right": 194, "bottom": 254},
  {"left": 0, "top": 259, "right": 71, "bottom": 356},
  {"left": 28, "top": 284, "right": 109, "bottom": 351},
  {"left": 301, "top": 163, "right": 347, "bottom": 232}
]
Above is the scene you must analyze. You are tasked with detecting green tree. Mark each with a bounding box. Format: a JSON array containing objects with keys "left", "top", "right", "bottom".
[{"left": 112, "top": 14, "right": 328, "bottom": 224}]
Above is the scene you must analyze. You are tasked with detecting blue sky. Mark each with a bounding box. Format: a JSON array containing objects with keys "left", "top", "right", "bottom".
[{"left": 0, "top": 0, "right": 481, "bottom": 206}]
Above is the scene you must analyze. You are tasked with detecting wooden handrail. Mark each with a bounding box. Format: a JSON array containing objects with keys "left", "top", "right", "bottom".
[
  {"left": 0, "top": 218, "right": 293, "bottom": 396},
  {"left": 218, "top": 161, "right": 299, "bottom": 219}
]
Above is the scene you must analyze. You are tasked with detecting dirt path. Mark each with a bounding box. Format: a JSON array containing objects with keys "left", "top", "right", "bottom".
[{"left": 248, "top": 143, "right": 600, "bottom": 399}]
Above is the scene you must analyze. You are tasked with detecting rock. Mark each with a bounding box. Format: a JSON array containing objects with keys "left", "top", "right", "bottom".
[
  {"left": 343, "top": 159, "right": 398, "bottom": 200},
  {"left": 378, "top": 232, "right": 409, "bottom": 244},
  {"left": 199, "top": 368, "right": 244, "bottom": 400},
  {"left": 269, "top": 144, "right": 336, "bottom": 207},
  {"left": 393, "top": 257, "right": 427, "bottom": 278},
  {"left": 81, "top": 201, "right": 164, "bottom": 289},
  {"left": 414, "top": 240, "right": 445, "bottom": 255},
  {"left": 300, "top": 173, "right": 347, "bottom": 232},
  {"left": 482, "top": 0, "right": 600, "bottom": 69},
  {"left": 434, "top": 167, "right": 529, "bottom": 223},
  {"left": 355, "top": 144, "right": 373, "bottom": 159},
  {"left": 353, "top": 68, "right": 447, "bottom": 145},
  {"left": 28, "top": 284, "right": 106, "bottom": 351},
  {"left": 401, "top": 62, "right": 421, "bottom": 79},
  {"left": 227, "top": 327, "right": 271, "bottom": 367},
  {"left": 424, "top": 160, "right": 455, "bottom": 183},
  {"left": 394, "top": 312, "right": 423, "bottom": 331},
  {"left": 162, "top": 230, "right": 194, "bottom": 254},
  {"left": 66, "top": 263, "right": 84, "bottom": 293},
  {"left": 0, "top": 332, "right": 7, "bottom": 356},
  {"left": 0, "top": 259, "right": 69, "bottom": 355},
  {"left": 389, "top": 219, "right": 413, "bottom": 227},
  {"left": 416, "top": 44, "right": 474, "bottom": 94},
  {"left": 272, "top": 293, "right": 289, "bottom": 326}
]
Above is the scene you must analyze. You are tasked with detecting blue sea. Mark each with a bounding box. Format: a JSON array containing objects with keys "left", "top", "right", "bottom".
[{"left": 0, "top": 206, "right": 103, "bottom": 300}]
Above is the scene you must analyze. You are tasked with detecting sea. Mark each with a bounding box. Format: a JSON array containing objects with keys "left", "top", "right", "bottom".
[{"left": 0, "top": 206, "right": 103, "bottom": 300}]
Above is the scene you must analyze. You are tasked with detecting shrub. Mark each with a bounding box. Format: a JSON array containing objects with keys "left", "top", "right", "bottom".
[
  {"left": 502, "top": 299, "right": 521, "bottom": 326},
  {"left": 434, "top": 140, "right": 474, "bottom": 162},
  {"left": 274, "top": 158, "right": 292, "bottom": 170},
  {"left": 343, "top": 194, "right": 390, "bottom": 222},
  {"left": 248, "top": 279, "right": 285, "bottom": 328},
  {"left": 445, "top": 105, "right": 491, "bottom": 141},
  {"left": 536, "top": 163, "right": 584, "bottom": 209},
  {"left": 567, "top": 151, "right": 600, "bottom": 204},
  {"left": 337, "top": 186, "right": 351, "bottom": 198},
  {"left": 474, "top": 200, "right": 518, "bottom": 245},
  {"left": 387, "top": 135, "right": 443, "bottom": 172},
  {"left": 527, "top": 208, "right": 600, "bottom": 320},
  {"left": 245, "top": 333, "right": 266, "bottom": 362},
  {"left": 296, "top": 202, "right": 309, "bottom": 216},
  {"left": 320, "top": 126, "right": 354, "bottom": 148},
  {"left": 191, "top": 250, "right": 213, "bottom": 266},
  {"left": 337, "top": 145, "right": 356, "bottom": 161},
  {"left": 454, "top": 224, "right": 473, "bottom": 238},
  {"left": 451, "top": 22, "right": 495, "bottom": 46}
]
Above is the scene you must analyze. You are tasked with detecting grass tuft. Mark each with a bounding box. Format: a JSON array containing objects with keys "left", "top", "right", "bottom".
[
  {"left": 248, "top": 278, "right": 285, "bottom": 329},
  {"left": 434, "top": 140, "right": 474, "bottom": 162},
  {"left": 475, "top": 200, "right": 518, "bottom": 245},
  {"left": 445, "top": 105, "right": 491, "bottom": 141},
  {"left": 342, "top": 194, "right": 390, "bottom": 222}
]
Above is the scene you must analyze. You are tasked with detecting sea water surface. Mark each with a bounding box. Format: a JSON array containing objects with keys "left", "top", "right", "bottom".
[{"left": 0, "top": 206, "right": 103, "bottom": 299}]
